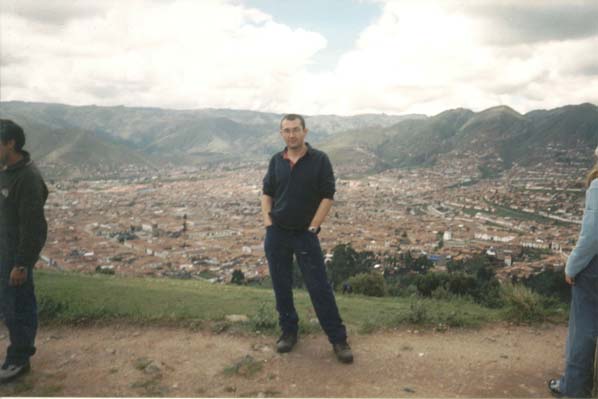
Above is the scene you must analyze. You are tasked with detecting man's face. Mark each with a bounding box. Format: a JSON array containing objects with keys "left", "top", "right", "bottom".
[
  {"left": 0, "top": 139, "right": 15, "bottom": 168},
  {"left": 280, "top": 118, "right": 308, "bottom": 150},
  {"left": 0, "top": 140, "right": 10, "bottom": 167}
]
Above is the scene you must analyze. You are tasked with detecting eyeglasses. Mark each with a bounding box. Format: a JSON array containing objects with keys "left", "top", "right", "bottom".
[{"left": 281, "top": 127, "right": 303, "bottom": 135}]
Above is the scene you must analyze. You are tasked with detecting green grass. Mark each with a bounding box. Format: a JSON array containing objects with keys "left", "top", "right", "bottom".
[
  {"left": 36, "top": 270, "right": 502, "bottom": 332},
  {"left": 198, "top": 270, "right": 219, "bottom": 280},
  {"left": 37, "top": 270, "right": 276, "bottom": 323},
  {"left": 344, "top": 295, "right": 496, "bottom": 333}
]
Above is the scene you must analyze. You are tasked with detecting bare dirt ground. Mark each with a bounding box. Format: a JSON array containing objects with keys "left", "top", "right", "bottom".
[{"left": 0, "top": 323, "right": 567, "bottom": 397}]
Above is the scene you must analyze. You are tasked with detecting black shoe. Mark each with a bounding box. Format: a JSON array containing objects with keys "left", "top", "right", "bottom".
[
  {"left": 333, "top": 341, "right": 354, "bottom": 364},
  {"left": 0, "top": 361, "right": 30, "bottom": 383},
  {"left": 276, "top": 332, "right": 297, "bottom": 353}
]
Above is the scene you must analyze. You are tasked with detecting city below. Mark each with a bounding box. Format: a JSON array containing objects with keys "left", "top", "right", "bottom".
[{"left": 38, "top": 143, "right": 589, "bottom": 285}]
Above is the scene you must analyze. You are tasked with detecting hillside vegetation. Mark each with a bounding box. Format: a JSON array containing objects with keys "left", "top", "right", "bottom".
[
  {"left": 1, "top": 101, "right": 597, "bottom": 177},
  {"left": 35, "top": 268, "right": 566, "bottom": 334}
]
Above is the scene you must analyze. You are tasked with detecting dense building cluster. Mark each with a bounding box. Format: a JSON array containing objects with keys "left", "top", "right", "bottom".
[{"left": 38, "top": 149, "right": 590, "bottom": 284}]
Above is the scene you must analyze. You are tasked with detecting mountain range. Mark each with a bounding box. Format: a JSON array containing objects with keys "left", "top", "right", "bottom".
[{"left": 0, "top": 101, "right": 597, "bottom": 178}]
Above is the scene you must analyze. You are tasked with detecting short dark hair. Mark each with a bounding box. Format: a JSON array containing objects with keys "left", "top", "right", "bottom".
[
  {"left": 280, "top": 114, "right": 306, "bottom": 130},
  {"left": 0, "top": 119, "right": 25, "bottom": 152}
]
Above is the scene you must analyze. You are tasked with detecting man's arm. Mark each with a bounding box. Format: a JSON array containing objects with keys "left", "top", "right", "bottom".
[
  {"left": 261, "top": 155, "right": 276, "bottom": 228},
  {"left": 312, "top": 153, "right": 336, "bottom": 231},
  {"left": 565, "top": 184, "right": 598, "bottom": 283},
  {"left": 11, "top": 173, "right": 48, "bottom": 286},
  {"left": 310, "top": 198, "right": 334, "bottom": 229},
  {"left": 261, "top": 194, "right": 274, "bottom": 227}
]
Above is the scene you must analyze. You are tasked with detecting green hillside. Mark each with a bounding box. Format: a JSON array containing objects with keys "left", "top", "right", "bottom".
[
  {"left": 2, "top": 101, "right": 597, "bottom": 177},
  {"left": 323, "top": 103, "right": 598, "bottom": 171},
  {"left": 36, "top": 270, "right": 499, "bottom": 333}
]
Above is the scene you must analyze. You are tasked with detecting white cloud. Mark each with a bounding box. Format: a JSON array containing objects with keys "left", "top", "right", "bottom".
[
  {"left": 0, "top": 0, "right": 327, "bottom": 110},
  {"left": 300, "top": 0, "right": 598, "bottom": 115},
  {"left": 0, "top": 0, "right": 107, "bottom": 25},
  {"left": 1, "top": 0, "right": 597, "bottom": 115}
]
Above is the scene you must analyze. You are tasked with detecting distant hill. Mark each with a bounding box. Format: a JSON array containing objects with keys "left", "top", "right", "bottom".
[
  {"left": 0, "top": 107, "right": 157, "bottom": 179},
  {"left": 0, "top": 101, "right": 418, "bottom": 177},
  {"left": 323, "top": 103, "right": 598, "bottom": 171},
  {"left": 1, "top": 101, "right": 596, "bottom": 178}
]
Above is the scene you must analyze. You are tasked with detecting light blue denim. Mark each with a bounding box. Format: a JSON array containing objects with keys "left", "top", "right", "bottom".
[
  {"left": 559, "top": 256, "right": 598, "bottom": 397},
  {"left": 565, "top": 179, "right": 598, "bottom": 278},
  {"left": 558, "top": 179, "right": 598, "bottom": 397}
]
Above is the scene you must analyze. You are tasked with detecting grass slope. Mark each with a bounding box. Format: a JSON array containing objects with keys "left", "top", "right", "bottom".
[{"left": 36, "top": 270, "right": 500, "bottom": 332}]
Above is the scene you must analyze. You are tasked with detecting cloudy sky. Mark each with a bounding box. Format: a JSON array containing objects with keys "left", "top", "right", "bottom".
[{"left": 1, "top": 0, "right": 598, "bottom": 116}]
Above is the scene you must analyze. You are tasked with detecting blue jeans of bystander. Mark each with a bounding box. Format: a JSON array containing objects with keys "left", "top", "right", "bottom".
[{"left": 559, "top": 256, "right": 598, "bottom": 397}]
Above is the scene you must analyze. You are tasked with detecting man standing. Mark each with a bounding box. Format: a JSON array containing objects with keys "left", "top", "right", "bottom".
[
  {"left": 262, "top": 114, "right": 353, "bottom": 363},
  {"left": 0, "top": 120, "right": 48, "bottom": 382}
]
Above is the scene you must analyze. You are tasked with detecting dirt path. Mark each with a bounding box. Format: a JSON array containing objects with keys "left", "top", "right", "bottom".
[{"left": 0, "top": 323, "right": 567, "bottom": 397}]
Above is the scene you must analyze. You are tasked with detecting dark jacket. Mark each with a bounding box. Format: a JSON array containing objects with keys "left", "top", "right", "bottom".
[
  {"left": 263, "top": 144, "right": 335, "bottom": 230},
  {"left": 0, "top": 151, "right": 48, "bottom": 272}
]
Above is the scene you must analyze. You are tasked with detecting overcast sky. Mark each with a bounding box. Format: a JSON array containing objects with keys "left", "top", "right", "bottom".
[{"left": 1, "top": 0, "right": 598, "bottom": 116}]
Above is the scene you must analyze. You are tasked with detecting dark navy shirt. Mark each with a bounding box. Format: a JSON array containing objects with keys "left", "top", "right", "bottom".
[{"left": 262, "top": 144, "right": 335, "bottom": 230}]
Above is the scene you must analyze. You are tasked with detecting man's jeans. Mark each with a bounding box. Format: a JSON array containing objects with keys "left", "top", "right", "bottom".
[
  {"left": 560, "top": 256, "right": 598, "bottom": 398},
  {"left": 264, "top": 225, "right": 347, "bottom": 344},
  {"left": 0, "top": 261, "right": 37, "bottom": 366}
]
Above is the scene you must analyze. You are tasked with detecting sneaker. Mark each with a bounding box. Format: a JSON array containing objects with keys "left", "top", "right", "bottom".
[
  {"left": 547, "top": 379, "right": 562, "bottom": 397},
  {"left": 333, "top": 341, "right": 354, "bottom": 364},
  {"left": 0, "top": 361, "right": 30, "bottom": 383},
  {"left": 276, "top": 332, "right": 297, "bottom": 353}
]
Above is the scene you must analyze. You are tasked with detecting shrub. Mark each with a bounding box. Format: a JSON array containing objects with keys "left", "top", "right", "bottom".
[
  {"left": 38, "top": 296, "right": 71, "bottom": 321},
  {"left": 327, "top": 244, "right": 375, "bottom": 288},
  {"left": 298, "top": 318, "right": 321, "bottom": 335},
  {"left": 348, "top": 273, "right": 387, "bottom": 297},
  {"left": 431, "top": 286, "right": 454, "bottom": 301},
  {"left": 417, "top": 270, "right": 504, "bottom": 308},
  {"left": 523, "top": 269, "right": 570, "bottom": 303},
  {"left": 414, "top": 273, "right": 450, "bottom": 296},
  {"left": 501, "top": 283, "right": 546, "bottom": 323},
  {"left": 387, "top": 282, "right": 418, "bottom": 297},
  {"left": 447, "top": 273, "right": 477, "bottom": 296},
  {"left": 386, "top": 282, "right": 401, "bottom": 297},
  {"left": 249, "top": 302, "right": 277, "bottom": 332},
  {"left": 358, "top": 318, "right": 379, "bottom": 334},
  {"left": 443, "top": 310, "right": 468, "bottom": 327},
  {"left": 401, "top": 251, "right": 434, "bottom": 275},
  {"left": 231, "top": 269, "right": 245, "bottom": 285},
  {"left": 406, "top": 299, "right": 429, "bottom": 324},
  {"left": 474, "top": 279, "right": 504, "bottom": 308},
  {"left": 403, "top": 284, "right": 419, "bottom": 297}
]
